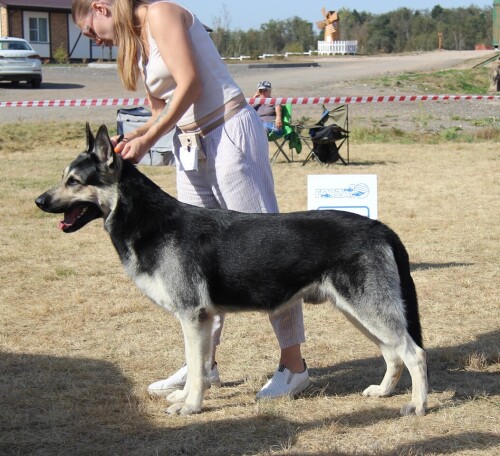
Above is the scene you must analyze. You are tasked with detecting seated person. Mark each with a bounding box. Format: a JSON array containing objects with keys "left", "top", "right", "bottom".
[{"left": 253, "top": 81, "right": 283, "bottom": 136}]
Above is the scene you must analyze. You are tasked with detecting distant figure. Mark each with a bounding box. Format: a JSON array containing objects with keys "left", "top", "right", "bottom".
[
  {"left": 253, "top": 81, "right": 283, "bottom": 136},
  {"left": 489, "top": 58, "right": 500, "bottom": 92}
]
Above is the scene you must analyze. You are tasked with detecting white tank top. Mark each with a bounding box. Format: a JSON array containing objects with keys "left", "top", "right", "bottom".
[{"left": 139, "top": 1, "right": 242, "bottom": 126}]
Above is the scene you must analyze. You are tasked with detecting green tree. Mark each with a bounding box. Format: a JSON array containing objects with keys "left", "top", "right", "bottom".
[
  {"left": 366, "top": 13, "right": 396, "bottom": 53},
  {"left": 209, "top": 5, "right": 493, "bottom": 57},
  {"left": 283, "top": 16, "right": 316, "bottom": 52},
  {"left": 210, "top": 3, "right": 231, "bottom": 55},
  {"left": 408, "top": 11, "right": 436, "bottom": 51},
  {"left": 390, "top": 8, "right": 413, "bottom": 52},
  {"left": 337, "top": 8, "right": 372, "bottom": 53},
  {"left": 260, "top": 20, "right": 286, "bottom": 53}
]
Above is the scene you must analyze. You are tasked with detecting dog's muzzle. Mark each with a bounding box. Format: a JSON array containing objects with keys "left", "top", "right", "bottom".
[{"left": 35, "top": 193, "right": 101, "bottom": 233}]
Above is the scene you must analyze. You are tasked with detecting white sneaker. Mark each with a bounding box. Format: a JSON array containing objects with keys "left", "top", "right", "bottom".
[
  {"left": 148, "top": 363, "right": 221, "bottom": 397},
  {"left": 256, "top": 362, "right": 310, "bottom": 400}
]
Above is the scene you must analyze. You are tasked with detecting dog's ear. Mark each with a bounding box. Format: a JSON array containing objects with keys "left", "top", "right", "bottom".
[
  {"left": 85, "top": 122, "right": 95, "bottom": 153},
  {"left": 94, "top": 125, "right": 119, "bottom": 166}
]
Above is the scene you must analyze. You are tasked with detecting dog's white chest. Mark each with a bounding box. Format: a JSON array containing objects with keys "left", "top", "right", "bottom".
[
  {"left": 134, "top": 272, "right": 174, "bottom": 311},
  {"left": 123, "top": 261, "right": 175, "bottom": 313},
  {"left": 122, "top": 246, "right": 189, "bottom": 314}
]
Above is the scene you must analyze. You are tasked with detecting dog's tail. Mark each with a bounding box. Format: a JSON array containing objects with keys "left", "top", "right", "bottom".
[{"left": 391, "top": 235, "right": 423, "bottom": 348}]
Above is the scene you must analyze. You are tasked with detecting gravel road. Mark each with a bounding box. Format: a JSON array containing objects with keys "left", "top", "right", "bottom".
[{"left": 0, "top": 50, "right": 498, "bottom": 131}]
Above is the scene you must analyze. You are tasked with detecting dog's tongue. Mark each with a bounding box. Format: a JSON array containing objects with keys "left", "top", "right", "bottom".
[{"left": 59, "top": 207, "right": 82, "bottom": 230}]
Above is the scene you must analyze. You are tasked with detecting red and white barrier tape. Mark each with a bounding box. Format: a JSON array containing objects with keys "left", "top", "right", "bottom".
[
  {"left": 0, "top": 98, "right": 148, "bottom": 108},
  {"left": 0, "top": 95, "right": 499, "bottom": 108},
  {"left": 248, "top": 95, "right": 500, "bottom": 105}
]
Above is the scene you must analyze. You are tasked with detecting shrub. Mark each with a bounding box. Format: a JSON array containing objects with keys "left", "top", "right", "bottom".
[{"left": 53, "top": 46, "right": 69, "bottom": 64}]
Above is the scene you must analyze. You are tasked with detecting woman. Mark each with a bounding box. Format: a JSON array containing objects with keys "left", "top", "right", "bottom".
[{"left": 71, "top": 0, "right": 309, "bottom": 399}]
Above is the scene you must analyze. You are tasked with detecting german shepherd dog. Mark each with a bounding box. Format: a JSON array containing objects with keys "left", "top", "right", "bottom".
[{"left": 36, "top": 124, "right": 428, "bottom": 416}]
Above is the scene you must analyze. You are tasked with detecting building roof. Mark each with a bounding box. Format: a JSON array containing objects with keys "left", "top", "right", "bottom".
[{"left": 0, "top": 1, "right": 71, "bottom": 9}]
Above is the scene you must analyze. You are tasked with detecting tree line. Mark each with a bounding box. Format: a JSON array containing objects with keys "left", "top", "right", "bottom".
[{"left": 210, "top": 5, "right": 493, "bottom": 57}]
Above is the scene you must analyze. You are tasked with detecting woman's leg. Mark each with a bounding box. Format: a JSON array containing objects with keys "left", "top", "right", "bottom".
[{"left": 204, "top": 107, "right": 308, "bottom": 389}]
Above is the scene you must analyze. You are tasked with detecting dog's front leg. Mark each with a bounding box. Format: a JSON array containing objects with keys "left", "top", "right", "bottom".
[
  {"left": 167, "top": 310, "right": 213, "bottom": 416},
  {"left": 166, "top": 317, "right": 194, "bottom": 407}
]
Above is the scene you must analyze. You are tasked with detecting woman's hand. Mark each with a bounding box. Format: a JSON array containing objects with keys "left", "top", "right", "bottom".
[
  {"left": 111, "top": 128, "right": 141, "bottom": 148},
  {"left": 115, "top": 135, "right": 153, "bottom": 164},
  {"left": 110, "top": 134, "right": 124, "bottom": 148}
]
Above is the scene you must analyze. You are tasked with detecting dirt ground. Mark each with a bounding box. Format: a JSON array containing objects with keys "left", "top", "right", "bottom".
[{"left": 1, "top": 138, "right": 498, "bottom": 455}]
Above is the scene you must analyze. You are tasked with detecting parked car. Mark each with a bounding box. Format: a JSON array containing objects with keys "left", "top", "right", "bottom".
[{"left": 0, "top": 37, "right": 42, "bottom": 88}]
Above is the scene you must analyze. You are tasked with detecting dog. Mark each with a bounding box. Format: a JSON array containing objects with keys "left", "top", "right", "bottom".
[{"left": 35, "top": 124, "right": 428, "bottom": 416}]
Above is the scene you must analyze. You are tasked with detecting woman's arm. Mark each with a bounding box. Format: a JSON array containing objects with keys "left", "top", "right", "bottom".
[{"left": 119, "top": 2, "right": 202, "bottom": 162}]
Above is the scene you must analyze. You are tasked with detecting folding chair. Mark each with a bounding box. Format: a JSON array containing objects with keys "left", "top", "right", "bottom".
[
  {"left": 117, "top": 107, "right": 176, "bottom": 166},
  {"left": 299, "top": 104, "right": 349, "bottom": 166},
  {"left": 268, "top": 104, "right": 302, "bottom": 164}
]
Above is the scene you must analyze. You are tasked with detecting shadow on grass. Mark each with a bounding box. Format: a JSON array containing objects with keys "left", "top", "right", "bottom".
[
  {"left": 263, "top": 431, "right": 500, "bottom": 456},
  {"left": 279, "top": 158, "right": 394, "bottom": 167},
  {"left": 1, "top": 331, "right": 498, "bottom": 455},
  {"left": 411, "top": 261, "right": 475, "bottom": 271},
  {"left": 308, "top": 329, "right": 499, "bottom": 399},
  {"left": 0, "top": 352, "right": 137, "bottom": 454},
  {"left": 343, "top": 159, "right": 395, "bottom": 166}
]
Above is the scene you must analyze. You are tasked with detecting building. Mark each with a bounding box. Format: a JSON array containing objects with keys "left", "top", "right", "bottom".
[{"left": 0, "top": 0, "right": 116, "bottom": 60}]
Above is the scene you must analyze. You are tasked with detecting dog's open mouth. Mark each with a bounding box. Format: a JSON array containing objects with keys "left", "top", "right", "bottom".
[{"left": 59, "top": 204, "right": 101, "bottom": 233}]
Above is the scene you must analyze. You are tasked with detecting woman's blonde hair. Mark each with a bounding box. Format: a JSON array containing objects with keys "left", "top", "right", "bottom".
[{"left": 72, "top": 0, "right": 151, "bottom": 91}]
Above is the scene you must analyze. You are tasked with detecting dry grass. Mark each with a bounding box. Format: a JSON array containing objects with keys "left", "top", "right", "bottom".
[
  {"left": 0, "top": 123, "right": 499, "bottom": 455},
  {"left": 374, "top": 68, "right": 492, "bottom": 95}
]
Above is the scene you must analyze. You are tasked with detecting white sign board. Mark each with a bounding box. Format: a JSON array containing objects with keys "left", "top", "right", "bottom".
[{"left": 307, "top": 174, "right": 378, "bottom": 219}]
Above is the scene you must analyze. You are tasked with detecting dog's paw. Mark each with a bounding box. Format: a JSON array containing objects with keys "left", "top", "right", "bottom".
[
  {"left": 179, "top": 403, "right": 202, "bottom": 416},
  {"left": 167, "top": 389, "right": 188, "bottom": 403},
  {"left": 166, "top": 402, "right": 201, "bottom": 416},
  {"left": 400, "top": 402, "right": 426, "bottom": 416},
  {"left": 362, "top": 385, "right": 390, "bottom": 397},
  {"left": 166, "top": 402, "right": 184, "bottom": 415}
]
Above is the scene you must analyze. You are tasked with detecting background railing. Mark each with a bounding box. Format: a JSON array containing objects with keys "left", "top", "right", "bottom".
[{"left": 317, "top": 41, "right": 358, "bottom": 55}]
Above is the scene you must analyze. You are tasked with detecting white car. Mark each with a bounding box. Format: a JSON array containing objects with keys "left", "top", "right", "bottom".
[{"left": 0, "top": 37, "right": 42, "bottom": 88}]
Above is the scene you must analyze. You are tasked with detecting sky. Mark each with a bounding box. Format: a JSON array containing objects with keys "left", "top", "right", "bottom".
[{"left": 180, "top": 1, "right": 495, "bottom": 31}]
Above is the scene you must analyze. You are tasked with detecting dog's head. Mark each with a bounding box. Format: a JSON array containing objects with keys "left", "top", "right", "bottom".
[{"left": 35, "top": 123, "right": 123, "bottom": 233}]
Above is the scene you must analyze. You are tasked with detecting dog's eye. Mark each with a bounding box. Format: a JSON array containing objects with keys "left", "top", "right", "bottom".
[{"left": 66, "top": 177, "right": 80, "bottom": 187}]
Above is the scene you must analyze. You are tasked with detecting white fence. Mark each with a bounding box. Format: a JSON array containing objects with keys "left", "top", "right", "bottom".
[
  {"left": 221, "top": 55, "right": 251, "bottom": 61},
  {"left": 220, "top": 42, "right": 358, "bottom": 61},
  {"left": 317, "top": 40, "right": 358, "bottom": 55},
  {"left": 221, "top": 51, "right": 316, "bottom": 61}
]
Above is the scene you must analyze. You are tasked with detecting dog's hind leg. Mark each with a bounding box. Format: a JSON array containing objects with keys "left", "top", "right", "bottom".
[
  {"left": 334, "top": 302, "right": 427, "bottom": 416},
  {"left": 396, "top": 334, "right": 428, "bottom": 416},
  {"left": 341, "top": 313, "right": 405, "bottom": 398},
  {"left": 361, "top": 335, "right": 427, "bottom": 416},
  {"left": 362, "top": 343, "right": 405, "bottom": 398},
  {"left": 353, "top": 316, "right": 427, "bottom": 416},
  {"left": 166, "top": 309, "right": 214, "bottom": 416}
]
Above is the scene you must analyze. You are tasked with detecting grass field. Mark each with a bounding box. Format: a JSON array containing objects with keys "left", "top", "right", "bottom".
[
  {"left": 373, "top": 67, "right": 493, "bottom": 95},
  {"left": 0, "top": 122, "right": 498, "bottom": 455}
]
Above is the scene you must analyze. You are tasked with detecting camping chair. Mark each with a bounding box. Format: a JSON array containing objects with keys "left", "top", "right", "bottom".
[
  {"left": 299, "top": 104, "right": 349, "bottom": 166},
  {"left": 117, "top": 107, "right": 175, "bottom": 166},
  {"left": 268, "top": 104, "right": 302, "bottom": 164}
]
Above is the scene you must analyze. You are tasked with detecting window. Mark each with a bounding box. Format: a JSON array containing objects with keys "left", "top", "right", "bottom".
[{"left": 29, "top": 17, "right": 48, "bottom": 43}]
